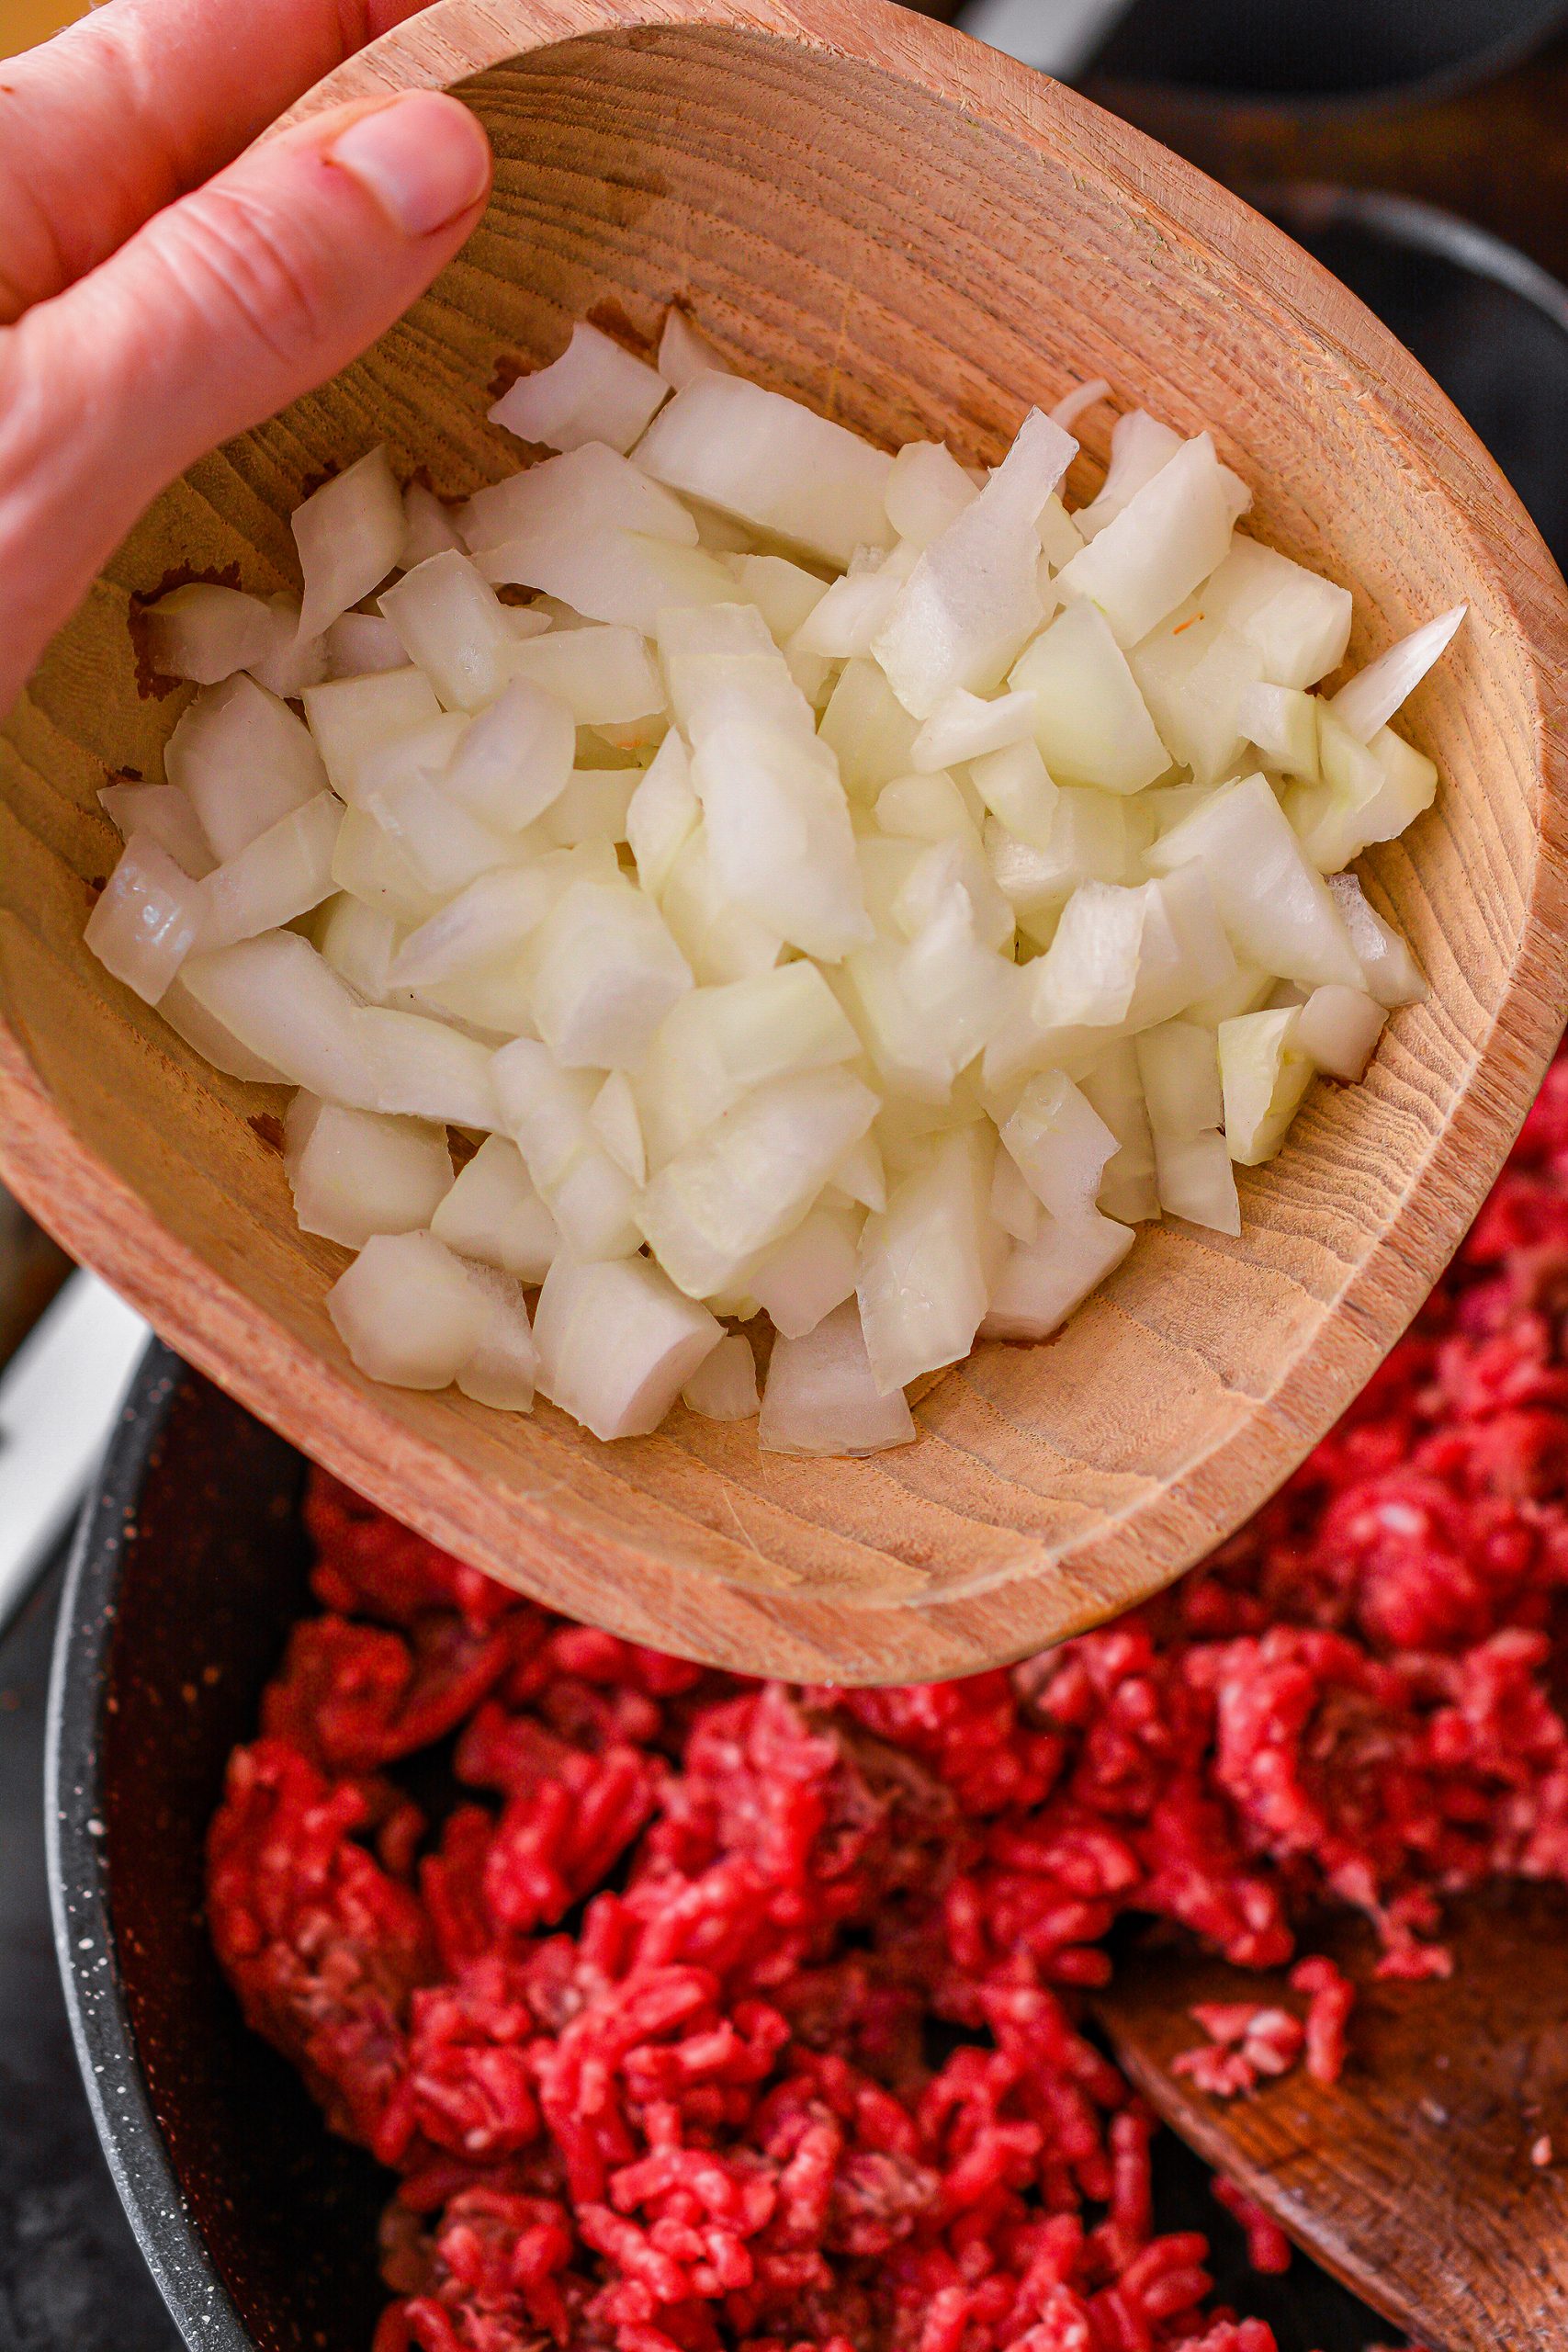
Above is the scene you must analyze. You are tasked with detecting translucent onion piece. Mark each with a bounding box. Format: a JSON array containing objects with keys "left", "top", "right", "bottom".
[
  {"left": 1056, "top": 433, "right": 1249, "bottom": 649},
  {"left": 1010, "top": 600, "right": 1170, "bottom": 795},
  {"left": 85, "top": 835, "right": 204, "bottom": 1005},
  {"left": 1218, "top": 1008, "right": 1314, "bottom": 1166},
  {"left": 159, "top": 976, "right": 289, "bottom": 1082},
  {"left": 442, "top": 675, "right": 576, "bottom": 831},
  {"left": 354, "top": 1007, "right": 499, "bottom": 1128},
  {"left": 1002, "top": 1070, "right": 1120, "bottom": 1218},
  {"left": 789, "top": 545, "right": 919, "bottom": 661},
  {"left": 1130, "top": 613, "right": 1263, "bottom": 787},
  {"left": 892, "top": 834, "right": 1014, "bottom": 955},
  {"left": 1146, "top": 773, "right": 1363, "bottom": 990},
  {"left": 370, "top": 763, "right": 517, "bottom": 899},
  {"left": 327, "top": 1231, "right": 491, "bottom": 1389},
  {"left": 885, "top": 440, "right": 979, "bottom": 548},
  {"left": 1330, "top": 605, "right": 1466, "bottom": 743},
  {"left": 456, "top": 1261, "right": 538, "bottom": 1411},
  {"left": 530, "top": 880, "right": 693, "bottom": 1069},
  {"left": 167, "top": 674, "right": 329, "bottom": 860},
  {"left": 1288, "top": 713, "right": 1438, "bottom": 873},
  {"left": 1037, "top": 494, "right": 1084, "bottom": 571},
  {"left": 1325, "top": 873, "right": 1427, "bottom": 1008},
  {"left": 1203, "top": 536, "right": 1353, "bottom": 691},
  {"left": 401, "top": 481, "right": 465, "bottom": 568},
  {"left": 682, "top": 1332, "right": 760, "bottom": 1419},
  {"left": 590, "top": 1071, "right": 648, "bottom": 1183},
  {"left": 141, "top": 583, "right": 276, "bottom": 684},
  {"left": 461, "top": 442, "right": 698, "bottom": 555},
  {"left": 826, "top": 1133, "right": 887, "bottom": 1216},
  {"left": 637, "top": 961, "right": 860, "bottom": 1168},
  {"left": 546, "top": 770, "right": 637, "bottom": 849},
  {"left": 490, "top": 323, "right": 669, "bottom": 455},
  {"left": 637, "top": 372, "right": 895, "bottom": 569},
  {"left": 912, "top": 688, "right": 1039, "bottom": 773},
  {"left": 480, "top": 525, "right": 736, "bottom": 637},
  {"left": 378, "top": 551, "right": 517, "bottom": 714},
  {"left": 819, "top": 659, "right": 921, "bottom": 799},
  {"left": 985, "top": 790, "right": 1128, "bottom": 923},
  {"left": 875, "top": 771, "right": 974, "bottom": 844},
  {"left": 1237, "top": 680, "right": 1321, "bottom": 781},
  {"left": 1135, "top": 1020, "right": 1224, "bottom": 1139},
  {"left": 325, "top": 612, "right": 408, "bottom": 679},
  {"left": 750, "top": 1204, "right": 862, "bottom": 1338},
  {"left": 1073, "top": 411, "right": 1182, "bottom": 540},
  {"left": 692, "top": 719, "right": 871, "bottom": 962},
  {"left": 658, "top": 307, "right": 734, "bottom": 390},
  {"left": 1125, "top": 863, "right": 1237, "bottom": 1031},
  {"left": 390, "top": 851, "right": 601, "bottom": 988},
  {"left": 1295, "top": 983, "right": 1388, "bottom": 1081},
  {"left": 991, "top": 1147, "right": 1043, "bottom": 1242},
  {"left": 491, "top": 1038, "right": 642, "bottom": 1260},
  {"left": 857, "top": 1125, "right": 1001, "bottom": 1393},
  {"left": 627, "top": 731, "right": 700, "bottom": 897},
  {"left": 249, "top": 594, "right": 330, "bottom": 700},
  {"left": 759, "top": 1299, "right": 916, "bottom": 1455},
  {"left": 331, "top": 805, "right": 445, "bottom": 926},
  {"left": 534, "top": 1254, "right": 723, "bottom": 1439},
  {"left": 301, "top": 668, "right": 443, "bottom": 807},
  {"left": 638, "top": 1069, "right": 879, "bottom": 1297},
  {"left": 505, "top": 626, "right": 666, "bottom": 726},
  {"left": 179, "top": 933, "right": 375, "bottom": 1105},
  {"left": 198, "top": 791, "right": 342, "bottom": 951},
  {"left": 431, "top": 1135, "right": 562, "bottom": 1283},
  {"left": 969, "top": 739, "right": 1059, "bottom": 851},
  {"left": 1154, "top": 1128, "right": 1240, "bottom": 1234},
  {"left": 318, "top": 895, "right": 399, "bottom": 1000},
  {"left": 294, "top": 447, "right": 406, "bottom": 640},
  {"left": 980, "top": 1211, "right": 1134, "bottom": 1340},
  {"left": 99, "top": 781, "right": 215, "bottom": 879},
  {"left": 733, "top": 554, "right": 830, "bottom": 649},
  {"left": 873, "top": 408, "right": 1075, "bottom": 718},
  {"left": 1030, "top": 879, "right": 1146, "bottom": 1029},
  {"left": 1079, "top": 1041, "right": 1160, "bottom": 1224},
  {"left": 1048, "top": 377, "right": 1112, "bottom": 433},
  {"left": 659, "top": 829, "right": 786, "bottom": 988},
  {"left": 284, "top": 1093, "right": 453, "bottom": 1249}
]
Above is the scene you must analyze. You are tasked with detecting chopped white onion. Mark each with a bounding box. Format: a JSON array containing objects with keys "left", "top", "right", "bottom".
[
  {"left": 353, "top": 1006, "right": 499, "bottom": 1128},
  {"left": 530, "top": 879, "right": 693, "bottom": 1068},
  {"left": 534, "top": 1253, "right": 722, "bottom": 1439},
  {"left": 1153, "top": 1128, "right": 1240, "bottom": 1234},
  {"left": 431, "top": 1135, "right": 560, "bottom": 1281},
  {"left": 1294, "top": 983, "right": 1387, "bottom": 1081},
  {"left": 885, "top": 440, "right": 980, "bottom": 548},
  {"left": 1002, "top": 1070, "right": 1119, "bottom": 1218},
  {"left": 1135, "top": 1020, "right": 1223, "bottom": 1138},
  {"left": 166, "top": 674, "right": 328, "bottom": 861},
  {"left": 85, "top": 835, "right": 204, "bottom": 1005},
  {"left": 455, "top": 1260, "right": 539, "bottom": 1410},
  {"left": 1218, "top": 1008, "right": 1314, "bottom": 1165},
  {"left": 99, "top": 781, "right": 215, "bottom": 880},
  {"left": 1055, "top": 433, "right": 1248, "bottom": 649},
  {"left": 378, "top": 551, "right": 517, "bottom": 714},
  {"left": 401, "top": 481, "right": 465, "bottom": 568},
  {"left": 682, "top": 1331, "right": 759, "bottom": 1419},
  {"left": 912, "top": 687, "right": 1038, "bottom": 772},
  {"left": 1325, "top": 874, "right": 1427, "bottom": 1008},
  {"left": 284, "top": 1093, "right": 453, "bottom": 1249},
  {"left": 491, "top": 323, "right": 669, "bottom": 456},
  {"left": 1010, "top": 600, "right": 1169, "bottom": 795},
  {"left": 1203, "top": 536, "right": 1353, "bottom": 691},
  {"left": 294, "top": 448, "right": 406, "bottom": 640},
  {"left": 301, "top": 668, "right": 443, "bottom": 807},
  {"left": 480, "top": 525, "right": 736, "bottom": 637},
  {"left": 462, "top": 441, "right": 698, "bottom": 554},
  {"left": 637, "top": 372, "right": 894, "bottom": 569},
  {"left": 1073, "top": 411, "right": 1182, "bottom": 540},
  {"left": 441, "top": 676, "right": 576, "bottom": 832},
  {"left": 249, "top": 594, "right": 330, "bottom": 699},
  {"left": 198, "top": 792, "right": 342, "bottom": 950},
  {"left": 504, "top": 625, "right": 666, "bottom": 726},
  {"left": 759, "top": 1298, "right": 916, "bottom": 1455},
  {"left": 589, "top": 1070, "right": 648, "bottom": 1183},
  {"left": 491, "top": 1038, "right": 642, "bottom": 1260},
  {"left": 750, "top": 1204, "right": 862, "bottom": 1338},
  {"left": 658, "top": 308, "right": 733, "bottom": 390},
  {"left": 141, "top": 583, "right": 276, "bottom": 684},
  {"left": 1330, "top": 605, "right": 1466, "bottom": 743},
  {"left": 328, "top": 1230, "right": 491, "bottom": 1388},
  {"left": 159, "top": 975, "right": 289, "bottom": 1082},
  {"left": 1146, "top": 773, "right": 1363, "bottom": 989},
  {"left": 980, "top": 1211, "right": 1134, "bottom": 1340},
  {"left": 325, "top": 612, "right": 408, "bottom": 678},
  {"left": 857, "top": 1124, "right": 1000, "bottom": 1393}
]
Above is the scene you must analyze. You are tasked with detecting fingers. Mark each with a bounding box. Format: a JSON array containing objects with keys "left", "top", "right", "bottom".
[
  {"left": 0, "top": 0, "right": 434, "bottom": 323},
  {"left": 0, "top": 88, "right": 491, "bottom": 714}
]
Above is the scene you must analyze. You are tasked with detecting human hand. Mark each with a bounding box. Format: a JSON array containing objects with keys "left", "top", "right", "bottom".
[{"left": 0, "top": 0, "right": 492, "bottom": 714}]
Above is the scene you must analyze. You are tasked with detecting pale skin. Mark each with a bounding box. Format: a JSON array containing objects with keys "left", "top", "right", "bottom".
[{"left": 0, "top": 0, "right": 495, "bottom": 715}]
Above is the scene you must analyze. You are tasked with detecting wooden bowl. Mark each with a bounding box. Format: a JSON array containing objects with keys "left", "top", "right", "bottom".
[{"left": 4, "top": 0, "right": 1567, "bottom": 1685}]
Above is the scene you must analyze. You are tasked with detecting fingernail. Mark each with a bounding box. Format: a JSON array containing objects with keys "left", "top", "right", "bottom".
[{"left": 329, "top": 92, "right": 491, "bottom": 237}]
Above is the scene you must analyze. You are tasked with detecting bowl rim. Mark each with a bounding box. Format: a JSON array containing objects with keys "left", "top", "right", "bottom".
[
  {"left": 45, "top": 1340, "right": 251, "bottom": 2352},
  {"left": 7, "top": 0, "right": 1568, "bottom": 1684}
]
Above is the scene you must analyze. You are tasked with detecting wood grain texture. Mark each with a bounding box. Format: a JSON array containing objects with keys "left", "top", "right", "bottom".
[
  {"left": 3, "top": 0, "right": 1567, "bottom": 1683},
  {"left": 1097, "top": 1886, "right": 1568, "bottom": 2349}
]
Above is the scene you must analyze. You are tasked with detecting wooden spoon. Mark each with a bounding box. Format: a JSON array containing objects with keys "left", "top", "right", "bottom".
[
  {"left": 1096, "top": 1883, "right": 1568, "bottom": 2347},
  {"left": 2, "top": 0, "right": 1567, "bottom": 1685}
]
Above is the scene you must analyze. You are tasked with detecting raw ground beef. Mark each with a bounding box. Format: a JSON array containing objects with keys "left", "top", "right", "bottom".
[{"left": 208, "top": 1055, "right": 1568, "bottom": 2352}]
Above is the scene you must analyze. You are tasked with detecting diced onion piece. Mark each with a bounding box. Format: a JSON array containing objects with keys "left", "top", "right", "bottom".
[
  {"left": 1146, "top": 773, "right": 1363, "bottom": 989},
  {"left": 198, "top": 792, "right": 341, "bottom": 950},
  {"left": 1048, "top": 377, "right": 1111, "bottom": 434},
  {"left": 331, "top": 805, "right": 444, "bottom": 925},
  {"left": 875, "top": 771, "right": 974, "bottom": 843},
  {"left": 378, "top": 551, "right": 516, "bottom": 713},
  {"left": 401, "top": 481, "right": 464, "bottom": 567},
  {"left": 660, "top": 828, "right": 785, "bottom": 987},
  {"left": 182, "top": 934, "right": 372, "bottom": 1106},
  {"left": 1287, "top": 712, "right": 1438, "bottom": 873},
  {"left": 491, "top": 323, "right": 668, "bottom": 455},
  {"left": 639, "top": 1069, "right": 878, "bottom": 1297},
  {"left": 1238, "top": 681, "right": 1320, "bottom": 780},
  {"left": 1330, "top": 605, "right": 1466, "bottom": 743},
  {"left": 534, "top": 1254, "right": 722, "bottom": 1438},
  {"left": 985, "top": 789, "right": 1127, "bottom": 925},
  {"left": 369, "top": 757, "right": 516, "bottom": 899},
  {"left": 480, "top": 524, "right": 736, "bottom": 636},
  {"left": 545, "top": 769, "right": 637, "bottom": 849},
  {"left": 637, "top": 962, "right": 860, "bottom": 1167},
  {"left": 785, "top": 545, "right": 915, "bottom": 662},
  {"left": 1325, "top": 874, "right": 1427, "bottom": 1008},
  {"left": 732, "top": 554, "right": 829, "bottom": 647},
  {"left": 991, "top": 1147, "right": 1043, "bottom": 1242},
  {"left": 389, "top": 854, "right": 577, "bottom": 988},
  {"left": 462, "top": 442, "right": 698, "bottom": 554},
  {"left": 857, "top": 1124, "right": 1000, "bottom": 1393},
  {"left": 318, "top": 895, "right": 398, "bottom": 999},
  {"left": 980, "top": 1211, "right": 1134, "bottom": 1340},
  {"left": 1073, "top": 410, "right": 1183, "bottom": 540},
  {"left": 969, "top": 739, "right": 1059, "bottom": 851},
  {"left": 819, "top": 660, "right": 921, "bottom": 799},
  {"left": 160, "top": 976, "right": 288, "bottom": 1081},
  {"left": 1002, "top": 1070, "right": 1119, "bottom": 1218},
  {"left": 1010, "top": 600, "right": 1170, "bottom": 795},
  {"left": 294, "top": 448, "right": 406, "bottom": 639},
  {"left": 637, "top": 372, "right": 894, "bottom": 569},
  {"left": 325, "top": 612, "right": 408, "bottom": 678},
  {"left": 491, "top": 1038, "right": 642, "bottom": 1259},
  {"left": 1202, "top": 536, "right": 1353, "bottom": 691},
  {"left": 892, "top": 834, "right": 1013, "bottom": 955},
  {"left": 1154, "top": 1129, "right": 1240, "bottom": 1233},
  {"left": 249, "top": 594, "right": 330, "bottom": 700},
  {"left": 353, "top": 1006, "right": 499, "bottom": 1127},
  {"left": 301, "top": 668, "right": 443, "bottom": 806},
  {"left": 1219, "top": 1008, "right": 1314, "bottom": 1165},
  {"left": 531, "top": 880, "right": 693, "bottom": 1068},
  {"left": 141, "top": 583, "right": 276, "bottom": 684},
  {"left": 85, "top": 835, "right": 204, "bottom": 1005},
  {"left": 327, "top": 1231, "right": 489, "bottom": 1388},
  {"left": 750, "top": 1204, "right": 862, "bottom": 1338},
  {"left": 1295, "top": 983, "right": 1387, "bottom": 1081},
  {"left": 1079, "top": 1041, "right": 1159, "bottom": 1224},
  {"left": 505, "top": 626, "right": 666, "bottom": 726},
  {"left": 167, "top": 674, "right": 329, "bottom": 859},
  {"left": 826, "top": 1133, "right": 887, "bottom": 1216},
  {"left": 1037, "top": 494, "right": 1084, "bottom": 571},
  {"left": 284, "top": 1093, "right": 452, "bottom": 1248},
  {"left": 1135, "top": 1020, "right": 1224, "bottom": 1138},
  {"left": 912, "top": 687, "right": 1039, "bottom": 773},
  {"left": 627, "top": 732, "right": 699, "bottom": 897},
  {"left": 692, "top": 718, "right": 871, "bottom": 963},
  {"left": 455, "top": 1261, "right": 538, "bottom": 1410},
  {"left": 441, "top": 676, "right": 575, "bottom": 831},
  {"left": 1130, "top": 613, "right": 1264, "bottom": 787},
  {"left": 885, "top": 440, "right": 978, "bottom": 547},
  {"left": 760, "top": 1298, "right": 916, "bottom": 1455},
  {"left": 658, "top": 307, "right": 733, "bottom": 390},
  {"left": 1030, "top": 879, "right": 1145, "bottom": 1029},
  {"left": 873, "top": 408, "right": 1073, "bottom": 718},
  {"left": 896, "top": 888, "right": 1017, "bottom": 1069},
  {"left": 1056, "top": 434, "right": 1248, "bottom": 649},
  {"left": 682, "top": 1331, "right": 759, "bottom": 1419},
  {"left": 99, "top": 781, "right": 215, "bottom": 879},
  {"left": 590, "top": 1071, "right": 648, "bottom": 1183},
  {"left": 431, "top": 1135, "right": 561, "bottom": 1282}
]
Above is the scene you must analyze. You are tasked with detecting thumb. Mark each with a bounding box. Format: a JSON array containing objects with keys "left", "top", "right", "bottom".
[{"left": 0, "top": 89, "right": 491, "bottom": 705}]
